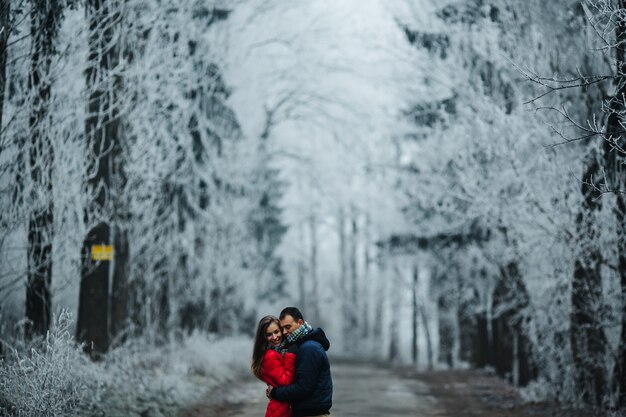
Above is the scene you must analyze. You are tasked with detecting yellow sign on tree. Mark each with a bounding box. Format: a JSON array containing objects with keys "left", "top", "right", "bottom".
[{"left": 91, "top": 245, "right": 114, "bottom": 261}]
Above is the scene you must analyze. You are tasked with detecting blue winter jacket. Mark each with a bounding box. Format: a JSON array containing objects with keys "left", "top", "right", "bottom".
[{"left": 271, "top": 328, "right": 333, "bottom": 417}]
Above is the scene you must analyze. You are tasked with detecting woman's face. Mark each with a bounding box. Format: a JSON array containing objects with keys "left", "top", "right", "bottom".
[{"left": 265, "top": 322, "right": 283, "bottom": 346}]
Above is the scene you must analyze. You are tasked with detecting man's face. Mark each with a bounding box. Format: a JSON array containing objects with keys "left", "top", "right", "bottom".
[{"left": 280, "top": 314, "right": 303, "bottom": 336}]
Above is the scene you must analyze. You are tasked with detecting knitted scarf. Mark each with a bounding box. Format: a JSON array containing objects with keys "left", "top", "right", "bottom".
[
  {"left": 286, "top": 321, "right": 313, "bottom": 344},
  {"left": 268, "top": 339, "right": 288, "bottom": 355}
]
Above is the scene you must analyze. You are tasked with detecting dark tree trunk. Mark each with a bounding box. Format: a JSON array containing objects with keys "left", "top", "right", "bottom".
[
  {"left": 350, "top": 212, "right": 358, "bottom": 315},
  {"left": 476, "top": 312, "right": 492, "bottom": 367},
  {"left": 109, "top": 28, "right": 131, "bottom": 342},
  {"left": 77, "top": 222, "right": 110, "bottom": 355},
  {"left": 297, "top": 259, "right": 306, "bottom": 311},
  {"left": 361, "top": 213, "right": 371, "bottom": 338},
  {"left": 571, "top": 152, "right": 606, "bottom": 406},
  {"left": 517, "top": 327, "right": 534, "bottom": 386},
  {"left": 606, "top": 2, "right": 626, "bottom": 408},
  {"left": 616, "top": 193, "right": 626, "bottom": 406},
  {"left": 412, "top": 265, "right": 419, "bottom": 365},
  {"left": 492, "top": 312, "right": 513, "bottom": 378},
  {"left": 373, "top": 256, "right": 386, "bottom": 346},
  {"left": 25, "top": 0, "right": 63, "bottom": 338},
  {"left": 26, "top": 209, "right": 53, "bottom": 337},
  {"left": 419, "top": 302, "right": 434, "bottom": 370},
  {"left": 0, "top": 0, "right": 9, "bottom": 131},
  {"left": 309, "top": 214, "right": 320, "bottom": 322},
  {"left": 156, "top": 265, "right": 171, "bottom": 336},
  {"left": 347, "top": 211, "right": 359, "bottom": 345},
  {"left": 338, "top": 207, "right": 347, "bottom": 294},
  {"left": 110, "top": 227, "right": 128, "bottom": 343},
  {"left": 297, "top": 219, "right": 307, "bottom": 313},
  {"left": 388, "top": 263, "right": 401, "bottom": 362},
  {"left": 338, "top": 207, "right": 353, "bottom": 345},
  {"left": 458, "top": 294, "right": 477, "bottom": 365},
  {"left": 491, "top": 261, "right": 531, "bottom": 386},
  {"left": 128, "top": 270, "right": 146, "bottom": 336},
  {"left": 437, "top": 291, "right": 454, "bottom": 367},
  {"left": 76, "top": 0, "right": 123, "bottom": 356}
]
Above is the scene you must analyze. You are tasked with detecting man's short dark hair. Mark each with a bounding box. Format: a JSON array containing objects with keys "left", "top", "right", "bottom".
[{"left": 280, "top": 307, "right": 304, "bottom": 322}]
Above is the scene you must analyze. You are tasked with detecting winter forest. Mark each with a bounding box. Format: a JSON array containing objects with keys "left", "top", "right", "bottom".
[{"left": 1, "top": 0, "right": 626, "bottom": 416}]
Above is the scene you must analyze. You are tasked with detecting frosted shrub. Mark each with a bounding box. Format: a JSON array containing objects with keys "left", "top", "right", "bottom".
[
  {"left": 0, "top": 310, "right": 253, "bottom": 416},
  {"left": 177, "top": 332, "right": 251, "bottom": 381},
  {"left": 0, "top": 311, "right": 101, "bottom": 417},
  {"left": 97, "top": 332, "right": 253, "bottom": 415}
]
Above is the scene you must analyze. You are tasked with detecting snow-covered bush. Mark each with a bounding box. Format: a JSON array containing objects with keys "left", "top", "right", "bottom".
[
  {"left": 96, "top": 332, "right": 253, "bottom": 416},
  {"left": 0, "top": 310, "right": 253, "bottom": 417},
  {"left": 0, "top": 311, "right": 100, "bottom": 417}
]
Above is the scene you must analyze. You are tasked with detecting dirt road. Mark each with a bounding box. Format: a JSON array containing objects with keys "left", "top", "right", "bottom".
[
  {"left": 182, "top": 361, "right": 600, "bottom": 417},
  {"left": 183, "top": 361, "right": 441, "bottom": 417}
]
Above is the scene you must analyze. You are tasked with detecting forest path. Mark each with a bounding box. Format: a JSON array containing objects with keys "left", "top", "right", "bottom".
[
  {"left": 182, "top": 361, "right": 441, "bottom": 417},
  {"left": 181, "top": 362, "right": 595, "bottom": 417}
]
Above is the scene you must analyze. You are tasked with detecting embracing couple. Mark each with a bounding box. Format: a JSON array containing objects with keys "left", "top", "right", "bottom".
[{"left": 251, "top": 307, "right": 333, "bottom": 417}]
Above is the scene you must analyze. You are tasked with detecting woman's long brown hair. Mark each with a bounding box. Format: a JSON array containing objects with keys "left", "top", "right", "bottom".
[{"left": 251, "top": 315, "right": 282, "bottom": 380}]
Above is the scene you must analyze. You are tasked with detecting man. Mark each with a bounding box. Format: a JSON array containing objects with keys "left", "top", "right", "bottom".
[{"left": 266, "top": 307, "right": 333, "bottom": 417}]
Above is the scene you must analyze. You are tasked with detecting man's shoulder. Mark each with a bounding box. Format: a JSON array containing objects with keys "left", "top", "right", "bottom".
[
  {"left": 299, "top": 339, "right": 323, "bottom": 348},
  {"left": 298, "top": 339, "right": 327, "bottom": 356},
  {"left": 300, "top": 328, "right": 330, "bottom": 351}
]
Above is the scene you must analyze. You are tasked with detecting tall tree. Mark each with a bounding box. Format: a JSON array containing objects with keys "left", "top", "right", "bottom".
[
  {"left": 25, "top": 0, "right": 64, "bottom": 337},
  {"left": 76, "top": 0, "right": 124, "bottom": 355},
  {"left": 0, "top": 0, "right": 9, "bottom": 131},
  {"left": 411, "top": 264, "right": 419, "bottom": 365},
  {"left": 571, "top": 148, "right": 606, "bottom": 406},
  {"left": 606, "top": 0, "right": 626, "bottom": 407},
  {"left": 110, "top": 182, "right": 129, "bottom": 343},
  {"left": 123, "top": 3, "right": 248, "bottom": 336},
  {"left": 108, "top": 0, "right": 135, "bottom": 343},
  {"left": 248, "top": 104, "right": 287, "bottom": 303}
]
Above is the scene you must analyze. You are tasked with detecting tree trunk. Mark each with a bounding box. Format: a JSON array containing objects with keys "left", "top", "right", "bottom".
[
  {"left": 388, "top": 262, "right": 401, "bottom": 363},
  {"left": 415, "top": 267, "right": 434, "bottom": 370},
  {"left": 76, "top": 0, "right": 123, "bottom": 356},
  {"left": 606, "top": 2, "right": 626, "bottom": 407},
  {"left": 412, "top": 265, "right": 419, "bottom": 365},
  {"left": 419, "top": 302, "right": 434, "bottom": 370},
  {"left": 616, "top": 193, "right": 626, "bottom": 406},
  {"left": 77, "top": 223, "right": 110, "bottom": 355},
  {"left": 437, "top": 297, "right": 451, "bottom": 367},
  {"left": 309, "top": 213, "right": 320, "bottom": 322},
  {"left": 348, "top": 210, "right": 359, "bottom": 342},
  {"left": 476, "top": 312, "right": 491, "bottom": 367},
  {"left": 25, "top": 0, "right": 63, "bottom": 338},
  {"left": 436, "top": 264, "right": 456, "bottom": 367},
  {"left": 338, "top": 207, "right": 347, "bottom": 294},
  {"left": 361, "top": 213, "right": 371, "bottom": 338},
  {"left": 110, "top": 227, "right": 128, "bottom": 343},
  {"left": 373, "top": 256, "right": 386, "bottom": 349},
  {"left": 109, "top": 11, "right": 131, "bottom": 342},
  {"left": 571, "top": 151, "right": 606, "bottom": 406},
  {"left": 338, "top": 206, "right": 353, "bottom": 346},
  {"left": 350, "top": 213, "right": 358, "bottom": 307},
  {"left": 297, "top": 219, "right": 307, "bottom": 313},
  {"left": 491, "top": 261, "right": 530, "bottom": 385},
  {"left": 0, "top": 0, "right": 9, "bottom": 131},
  {"left": 451, "top": 267, "right": 461, "bottom": 367}
]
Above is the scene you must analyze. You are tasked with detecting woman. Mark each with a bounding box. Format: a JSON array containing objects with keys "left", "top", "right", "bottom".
[{"left": 252, "top": 315, "right": 296, "bottom": 417}]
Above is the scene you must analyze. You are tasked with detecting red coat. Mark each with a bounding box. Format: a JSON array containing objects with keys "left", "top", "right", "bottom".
[{"left": 261, "top": 349, "right": 296, "bottom": 417}]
